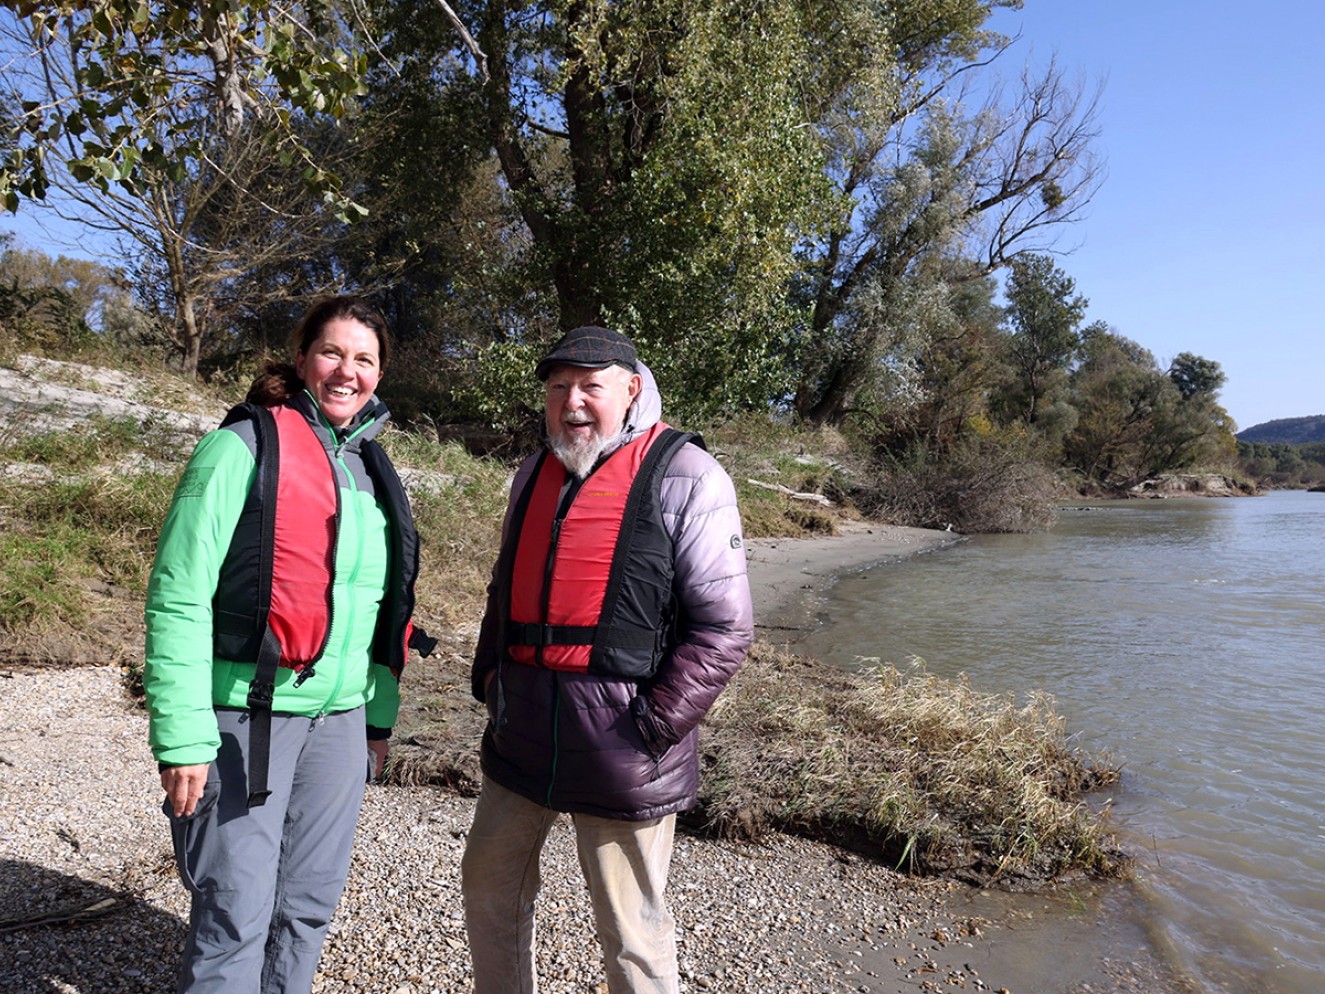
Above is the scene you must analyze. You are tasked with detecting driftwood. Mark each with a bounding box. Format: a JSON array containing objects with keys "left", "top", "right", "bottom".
[
  {"left": 746, "top": 479, "right": 834, "bottom": 506},
  {"left": 0, "top": 895, "right": 129, "bottom": 933}
]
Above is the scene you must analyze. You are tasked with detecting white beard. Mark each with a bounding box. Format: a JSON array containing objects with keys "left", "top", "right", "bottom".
[{"left": 549, "top": 428, "right": 612, "bottom": 479}]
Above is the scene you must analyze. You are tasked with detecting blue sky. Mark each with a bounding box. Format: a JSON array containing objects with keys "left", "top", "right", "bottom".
[
  {"left": 986, "top": 0, "right": 1324, "bottom": 429},
  {"left": 4, "top": 2, "right": 1320, "bottom": 430}
]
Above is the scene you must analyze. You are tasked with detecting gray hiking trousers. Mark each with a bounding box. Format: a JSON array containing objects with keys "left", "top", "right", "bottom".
[{"left": 166, "top": 706, "right": 372, "bottom": 994}]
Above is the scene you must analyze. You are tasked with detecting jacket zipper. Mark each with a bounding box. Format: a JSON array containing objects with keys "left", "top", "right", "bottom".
[
  {"left": 306, "top": 400, "right": 374, "bottom": 713},
  {"left": 545, "top": 675, "right": 561, "bottom": 807}
]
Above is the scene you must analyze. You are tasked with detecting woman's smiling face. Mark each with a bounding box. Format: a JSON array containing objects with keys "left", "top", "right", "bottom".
[{"left": 295, "top": 317, "right": 383, "bottom": 427}]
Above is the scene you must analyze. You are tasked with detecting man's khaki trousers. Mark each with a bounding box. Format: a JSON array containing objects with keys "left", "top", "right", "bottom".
[{"left": 461, "top": 776, "right": 679, "bottom": 994}]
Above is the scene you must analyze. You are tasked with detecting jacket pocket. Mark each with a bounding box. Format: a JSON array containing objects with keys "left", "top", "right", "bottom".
[{"left": 629, "top": 695, "right": 668, "bottom": 760}]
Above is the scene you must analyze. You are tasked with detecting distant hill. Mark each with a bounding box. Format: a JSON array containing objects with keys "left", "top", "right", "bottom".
[{"left": 1237, "top": 415, "right": 1325, "bottom": 445}]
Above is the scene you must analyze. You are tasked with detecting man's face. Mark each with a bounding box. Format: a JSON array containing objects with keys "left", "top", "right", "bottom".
[{"left": 544, "top": 364, "right": 642, "bottom": 477}]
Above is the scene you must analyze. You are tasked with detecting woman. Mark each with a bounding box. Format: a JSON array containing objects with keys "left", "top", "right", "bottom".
[{"left": 144, "top": 296, "right": 427, "bottom": 993}]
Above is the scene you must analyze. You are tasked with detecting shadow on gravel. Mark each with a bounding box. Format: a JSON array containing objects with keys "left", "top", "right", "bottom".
[{"left": 0, "top": 858, "right": 183, "bottom": 993}]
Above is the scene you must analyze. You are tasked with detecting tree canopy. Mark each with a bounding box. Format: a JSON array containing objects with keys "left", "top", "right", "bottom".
[{"left": 2, "top": 0, "right": 1244, "bottom": 523}]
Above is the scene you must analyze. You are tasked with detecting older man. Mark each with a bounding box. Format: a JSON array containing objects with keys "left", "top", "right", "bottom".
[{"left": 461, "top": 326, "right": 754, "bottom": 994}]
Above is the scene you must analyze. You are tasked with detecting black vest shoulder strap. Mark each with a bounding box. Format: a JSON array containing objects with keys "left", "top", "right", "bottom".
[
  {"left": 219, "top": 403, "right": 279, "bottom": 670},
  {"left": 593, "top": 427, "right": 697, "bottom": 656},
  {"left": 219, "top": 402, "right": 283, "bottom": 807},
  {"left": 360, "top": 438, "right": 423, "bottom": 674}
]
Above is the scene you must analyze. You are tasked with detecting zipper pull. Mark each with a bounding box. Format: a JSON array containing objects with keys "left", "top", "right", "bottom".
[{"left": 293, "top": 665, "right": 317, "bottom": 687}]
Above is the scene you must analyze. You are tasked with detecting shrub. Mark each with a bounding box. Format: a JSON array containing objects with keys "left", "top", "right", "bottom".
[{"left": 854, "top": 437, "right": 1059, "bottom": 533}]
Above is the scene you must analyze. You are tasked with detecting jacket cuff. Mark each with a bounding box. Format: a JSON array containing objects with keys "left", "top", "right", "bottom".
[{"left": 366, "top": 725, "right": 392, "bottom": 741}]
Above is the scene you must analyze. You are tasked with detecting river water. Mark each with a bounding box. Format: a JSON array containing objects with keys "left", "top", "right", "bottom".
[{"left": 795, "top": 490, "right": 1325, "bottom": 994}]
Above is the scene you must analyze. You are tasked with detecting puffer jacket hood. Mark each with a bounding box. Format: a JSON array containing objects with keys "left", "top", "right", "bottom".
[
  {"left": 621, "top": 360, "right": 663, "bottom": 439},
  {"left": 472, "top": 360, "right": 754, "bottom": 820}
]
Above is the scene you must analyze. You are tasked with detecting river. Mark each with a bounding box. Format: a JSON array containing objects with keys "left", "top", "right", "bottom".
[{"left": 795, "top": 490, "right": 1325, "bottom": 994}]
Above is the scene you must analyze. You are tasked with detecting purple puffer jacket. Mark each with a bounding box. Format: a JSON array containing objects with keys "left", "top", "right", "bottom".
[{"left": 471, "top": 363, "right": 754, "bottom": 820}]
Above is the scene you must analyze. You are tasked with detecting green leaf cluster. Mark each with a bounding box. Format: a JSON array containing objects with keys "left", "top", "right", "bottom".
[{"left": 2, "top": 1, "right": 367, "bottom": 215}]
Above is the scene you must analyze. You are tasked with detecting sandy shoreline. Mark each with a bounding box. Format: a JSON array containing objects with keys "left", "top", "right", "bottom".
[
  {"left": 744, "top": 520, "right": 958, "bottom": 627},
  {"left": 0, "top": 523, "right": 1188, "bottom": 994}
]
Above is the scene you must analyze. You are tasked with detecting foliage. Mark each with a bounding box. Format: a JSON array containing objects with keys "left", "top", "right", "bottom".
[
  {"left": 853, "top": 431, "right": 1059, "bottom": 533},
  {"left": 1, "top": 1, "right": 366, "bottom": 216},
  {"left": 0, "top": 277, "right": 97, "bottom": 355},
  {"left": 996, "top": 253, "right": 1086, "bottom": 429},
  {"left": 1062, "top": 329, "right": 1236, "bottom": 489},
  {"left": 705, "top": 413, "right": 861, "bottom": 538},
  {"left": 1237, "top": 440, "right": 1325, "bottom": 488},
  {"left": 1168, "top": 351, "right": 1226, "bottom": 401},
  {"left": 794, "top": 47, "right": 1103, "bottom": 425},
  {"left": 1, "top": 5, "right": 385, "bottom": 375},
  {"left": 0, "top": 1, "right": 1245, "bottom": 531},
  {"left": 448, "top": 0, "right": 841, "bottom": 417},
  {"left": 1237, "top": 414, "right": 1325, "bottom": 445}
]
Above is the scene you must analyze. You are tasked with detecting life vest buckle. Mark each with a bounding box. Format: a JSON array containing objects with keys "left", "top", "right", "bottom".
[{"left": 246, "top": 678, "right": 275, "bottom": 711}]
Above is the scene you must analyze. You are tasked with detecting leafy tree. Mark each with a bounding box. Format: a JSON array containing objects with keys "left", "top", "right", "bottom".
[
  {"left": 313, "top": 0, "right": 537, "bottom": 423},
  {"left": 997, "top": 253, "right": 1087, "bottom": 428},
  {"left": 0, "top": 234, "right": 101, "bottom": 351},
  {"left": 793, "top": 50, "right": 1103, "bottom": 425},
  {"left": 1, "top": 6, "right": 371, "bottom": 374},
  {"left": 1239, "top": 441, "right": 1325, "bottom": 487},
  {"left": 1168, "top": 351, "right": 1226, "bottom": 400},
  {"left": 843, "top": 271, "right": 1006, "bottom": 455},
  {"left": 0, "top": 1, "right": 366, "bottom": 215},
  {"left": 1066, "top": 332, "right": 1237, "bottom": 488},
  {"left": 0, "top": 236, "right": 120, "bottom": 323},
  {"left": 1064, "top": 327, "right": 1167, "bottom": 486},
  {"left": 454, "top": 0, "right": 836, "bottom": 414}
]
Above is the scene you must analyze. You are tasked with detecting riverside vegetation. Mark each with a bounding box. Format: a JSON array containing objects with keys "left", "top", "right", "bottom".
[{"left": 0, "top": 347, "right": 1125, "bottom": 889}]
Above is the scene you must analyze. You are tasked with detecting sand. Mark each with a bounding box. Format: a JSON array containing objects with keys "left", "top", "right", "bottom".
[{"left": 744, "top": 519, "right": 958, "bottom": 628}]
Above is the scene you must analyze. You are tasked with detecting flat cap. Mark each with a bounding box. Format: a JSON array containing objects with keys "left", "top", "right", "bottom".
[{"left": 535, "top": 325, "right": 638, "bottom": 381}]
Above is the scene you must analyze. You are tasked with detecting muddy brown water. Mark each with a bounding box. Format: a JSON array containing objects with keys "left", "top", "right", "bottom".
[{"left": 796, "top": 490, "right": 1325, "bottom": 994}]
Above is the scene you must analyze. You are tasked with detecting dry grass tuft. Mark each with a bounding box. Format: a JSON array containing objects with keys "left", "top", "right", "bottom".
[{"left": 696, "top": 643, "right": 1125, "bottom": 885}]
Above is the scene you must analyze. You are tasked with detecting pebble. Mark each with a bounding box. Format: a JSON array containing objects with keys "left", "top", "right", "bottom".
[{"left": 0, "top": 666, "right": 1142, "bottom": 994}]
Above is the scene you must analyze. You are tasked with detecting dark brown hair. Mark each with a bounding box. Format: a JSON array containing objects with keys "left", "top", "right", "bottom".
[{"left": 245, "top": 295, "right": 391, "bottom": 406}]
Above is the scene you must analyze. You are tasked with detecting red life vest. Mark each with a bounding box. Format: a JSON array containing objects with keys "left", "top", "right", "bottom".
[
  {"left": 212, "top": 401, "right": 424, "bottom": 675},
  {"left": 504, "top": 423, "right": 695, "bottom": 676},
  {"left": 209, "top": 399, "right": 430, "bottom": 809},
  {"left": 263, "top": 402, "right": 339, "bottom": 667}
]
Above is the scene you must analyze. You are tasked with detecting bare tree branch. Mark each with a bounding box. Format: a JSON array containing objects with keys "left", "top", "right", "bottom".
[{"left": 429, "top": 0, "right": 489, "bottom": 82}]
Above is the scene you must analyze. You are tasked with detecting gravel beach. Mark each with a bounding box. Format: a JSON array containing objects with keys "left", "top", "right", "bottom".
[
  {"left": 0, "top": 665, "right": 1007, "bottom": 994},
  {"left": 0, "top": 523, "right": 1182, "bottom": 994}
]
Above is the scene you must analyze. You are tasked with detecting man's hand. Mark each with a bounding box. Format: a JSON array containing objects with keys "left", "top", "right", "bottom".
[{"left": 160, "top": 764, "right": 210, "bottom": 817}]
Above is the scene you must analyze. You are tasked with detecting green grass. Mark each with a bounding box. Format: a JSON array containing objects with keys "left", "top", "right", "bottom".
[
  {"left": 1, "top": 411, "right": 191, "bottom": 468},
  {"left": 704, "top": 413, "right": 859, "bottom": 538},
  {"left": 377, "top": 429, "right": 514, "bottom": 632},
  {"left": 0, "top": 413, "right": 182, "bottom": 638},
  {"left": 0, "top": 532, "right": 90, "bottom": 630}
]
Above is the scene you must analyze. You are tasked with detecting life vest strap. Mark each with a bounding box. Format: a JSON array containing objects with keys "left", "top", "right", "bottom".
[
  {"left": 245, "top": 624, "right": 283, "bottom": 808},
  {"left": 507, "top": 621, "right": 660, "bottom": 651}
]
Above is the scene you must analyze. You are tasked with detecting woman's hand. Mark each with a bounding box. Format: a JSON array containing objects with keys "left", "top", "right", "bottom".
[
  {"left": 160, "top": 764, "right": 210, "bottom": 817},
  {"left": 367, "top": 739, "right": 389, "bottom": 780}
]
